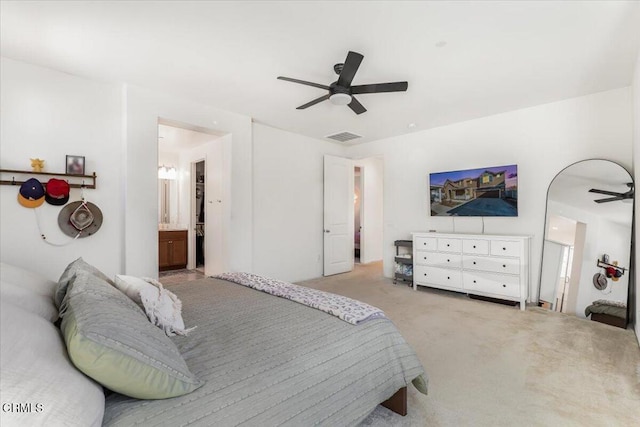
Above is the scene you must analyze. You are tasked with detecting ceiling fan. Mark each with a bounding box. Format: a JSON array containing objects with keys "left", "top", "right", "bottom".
[
  {"left": 588, "top": 183, "right": 634, "bottom": 203},
  {"left": 277, "top": 51, "right": 408, "bottom": 115}
]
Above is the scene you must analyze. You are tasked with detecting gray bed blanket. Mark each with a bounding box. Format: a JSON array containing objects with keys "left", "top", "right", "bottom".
[{"left": 103, "top": 277, "right": 427, "bottom": 426}]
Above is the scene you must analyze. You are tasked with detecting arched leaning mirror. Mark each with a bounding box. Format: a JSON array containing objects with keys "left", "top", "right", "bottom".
[{"left": 539, "top": 159, "right": 633, "bottom": 328}]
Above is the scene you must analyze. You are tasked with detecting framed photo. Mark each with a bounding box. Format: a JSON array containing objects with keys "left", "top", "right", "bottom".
[{"left": 66, "top": 155, "right": 85, "bottom": 175}]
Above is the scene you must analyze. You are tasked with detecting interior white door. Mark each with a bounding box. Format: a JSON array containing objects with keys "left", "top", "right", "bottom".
[
  {"left": 539, "top": 240, "right": 564, "bottom": 309},
  {"left": 323, "top": 155, "right": 354, "bottom": 276}
]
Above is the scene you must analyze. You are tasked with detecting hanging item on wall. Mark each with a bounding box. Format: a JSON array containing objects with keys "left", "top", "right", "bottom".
[
  {"left": 592, "top": 273, "right": 608, "bottom": 290},
  {"left": 58, "top": 200, "right": 103, "bottom": 238},
  {"left": 17, "top": 178, "right": 45, "bottom": 208},
  {"left": 44, "top": 178, "right": 70, "bottom": 206}
]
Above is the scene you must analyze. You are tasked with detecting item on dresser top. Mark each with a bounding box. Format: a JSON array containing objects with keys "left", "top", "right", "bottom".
[{"left": 412, "top": 232, "right": 530, "bottom": 310}]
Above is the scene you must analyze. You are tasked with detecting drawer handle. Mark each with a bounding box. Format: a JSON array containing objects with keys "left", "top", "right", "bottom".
[
  {"left": 423, "top": 273, "right": 427, "bottom": 276},
  {"left": 503, "top": 247, "right": 506, "bottom": 250},
  {"left": 503, "top": 264, "right": 506, "bottom": 268},
  {"left": 447, "top": 259, "right": 450, "bottom": 262},
  {"left": 502, "top": 284, "right": 506, "bottom": 287},
  {"left": 447, "top": 244, "right": 450, "bottom": 247},
  {"left": 169, "top": 241, "right": 173, "bottom": 244},
  {"left": 473, "top": 261, "right": 476, "bottom": 265},
  {"left": 424, "top": 257, "right": 427, "bottom": 260},
  {"left": 473, "top": 280, "right": 477, "bottom": 283},
  {"left": 473, "top": 245, "right": 476, "bottom": 248}
]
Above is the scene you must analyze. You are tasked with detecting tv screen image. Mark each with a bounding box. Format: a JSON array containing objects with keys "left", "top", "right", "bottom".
[{"left": 429, "top": 164, "right": 518, "bottom": 216}]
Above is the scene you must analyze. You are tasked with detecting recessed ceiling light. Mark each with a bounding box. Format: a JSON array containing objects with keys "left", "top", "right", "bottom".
[
  {"left": 408, "top": 123, "right": 417, "bottom": 129},
  {"left": 551, "top": 226, "right": 559, "bottom": 230},
  {"left": 435, "top": 41, "right": 447, "bottom": 48},
  {"left": 213, "top": 120, "right": 218, "bottom": 125}
]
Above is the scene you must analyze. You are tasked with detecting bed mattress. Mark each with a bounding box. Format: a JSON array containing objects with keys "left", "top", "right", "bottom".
[{"left": 103, "top": 277, "right": 427, "bottom": 426}]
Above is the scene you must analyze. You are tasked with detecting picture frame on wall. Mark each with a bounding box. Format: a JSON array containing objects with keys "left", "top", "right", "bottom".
[{"left": 66, "top": 155, "right": 85, "bottom": 175}]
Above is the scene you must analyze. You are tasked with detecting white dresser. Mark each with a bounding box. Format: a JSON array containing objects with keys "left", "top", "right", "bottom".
[{"left": 412, "top": 232, "right": 530, "bottom": 310}]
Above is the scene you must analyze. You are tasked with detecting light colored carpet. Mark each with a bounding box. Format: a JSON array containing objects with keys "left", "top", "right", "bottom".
[{"left": 300, "top": 262, "right": 640, "bottom": 426}]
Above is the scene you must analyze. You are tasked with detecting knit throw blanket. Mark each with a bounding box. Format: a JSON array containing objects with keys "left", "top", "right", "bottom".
[{"left": 213, "top": 272, "right": 386, "bottom": 325}]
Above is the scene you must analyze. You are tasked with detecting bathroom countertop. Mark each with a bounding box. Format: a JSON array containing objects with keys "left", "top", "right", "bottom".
[{"left": 159, "top": 226, "right": 188, "bottom": 232}]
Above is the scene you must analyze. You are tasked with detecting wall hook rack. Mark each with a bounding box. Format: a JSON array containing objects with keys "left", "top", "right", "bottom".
[
  {"left": 0, "top": 169, "right": 97, "bottom": 189},
  {"left": 596, "top": 259, "right": 626, "bottom": 276}
]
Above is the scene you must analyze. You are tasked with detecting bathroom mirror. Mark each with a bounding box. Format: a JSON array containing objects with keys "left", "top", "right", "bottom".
[
  {"left": 539, "top": 160, "right": 633, "bottom": 327},
  {"left": 158, "top": 166, "right": 178, "bottom": 225}
]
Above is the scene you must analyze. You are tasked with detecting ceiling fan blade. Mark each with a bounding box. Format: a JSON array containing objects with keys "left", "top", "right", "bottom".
[
  {"left": 277, "top": 76, "right": 330, "bottom": 91},
  {"left": 594, "top": 196, "right": 624, "bottom": 203},
  {"left": 348, "top": 97, "right": 367, "bottom": 115},
  {"left": 588, "top": 189, "right": 623, "bottom": 197},
  {"left": 351, "top": 82, "right": 409, "bottom": 94},
  {"left": 296, "top": 94, "right": 330, "bottom": 110},
  {"left": 337, "top": 51, "right": 364, "bottom": 88}
]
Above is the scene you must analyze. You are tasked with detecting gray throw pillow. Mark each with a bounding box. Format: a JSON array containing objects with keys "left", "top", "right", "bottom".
[
  {"left": 54, "top": 257, "right": 114, "bottom": 308},
  {"left": 60, "top": 270, "right": 203, "bottom": 399}
]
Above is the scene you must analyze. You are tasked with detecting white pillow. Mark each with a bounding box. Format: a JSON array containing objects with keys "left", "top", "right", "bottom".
[
  {"left": 0, "top": 262, "right": 57, "bottom": 298},
  {"left": 0, "top": 281, "right": 58, "bottom": 322},
  {"left": 0, "top": 263, "right": 58, "bottom": 322},
  {"left": 114, "top": 275, "right": 194, "bottom": 336},
  {"left": 0, "top": 301, "right": 105, "bottom": 427}
]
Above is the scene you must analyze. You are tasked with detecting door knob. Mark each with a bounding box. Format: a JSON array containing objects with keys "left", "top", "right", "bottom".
[{"left": 324, "top": 229, "right": 331, "bottom": 233}]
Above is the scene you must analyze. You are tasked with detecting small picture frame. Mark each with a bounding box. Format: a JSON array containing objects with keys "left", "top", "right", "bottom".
[{"left": 66, "top": 155, "right": 85, "bottom": 175}]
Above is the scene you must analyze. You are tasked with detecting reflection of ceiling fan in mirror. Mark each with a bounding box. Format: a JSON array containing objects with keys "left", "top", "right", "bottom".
[{"left": 588, "top": 183, "right": 634, "bottom": 203}]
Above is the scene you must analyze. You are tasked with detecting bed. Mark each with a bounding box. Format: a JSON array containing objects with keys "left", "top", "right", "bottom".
[{"left": 1, "top": 261, "right": 428, "bottom": 426}]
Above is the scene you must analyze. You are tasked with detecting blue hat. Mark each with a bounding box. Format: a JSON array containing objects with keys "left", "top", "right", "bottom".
[{"left": 17, "top": 178, "right": 45, "bottom": 208}]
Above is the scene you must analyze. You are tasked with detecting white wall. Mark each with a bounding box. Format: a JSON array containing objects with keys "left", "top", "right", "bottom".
[
  {"left": 1, "top": 58, "right": 253, "bottom": 280},
  {"left": 252, "top": 123, "right": 343, "bottom": 282},
  {"left": 123, "top": 85, "right": 252, "bottom": 277},
  {"left": 0, "top": 57, "right": 123, "bottom": 280},
  {"left": 354, "top": 157, "right": 384, "bottom": 263},
  {"left": 346, "top": 87, "right": 633, "bottom": 302}
]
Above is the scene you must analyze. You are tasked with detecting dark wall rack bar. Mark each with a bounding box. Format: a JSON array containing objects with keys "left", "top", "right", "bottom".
[{"left": 0, "top": 169, "right": 97, "bottom": 189}]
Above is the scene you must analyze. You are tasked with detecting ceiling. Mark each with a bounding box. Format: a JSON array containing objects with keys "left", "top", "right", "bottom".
[
  {"left": 547, "top": 160, "right": 633, "bottom": 227},
  {"left": 158, "top": 123, "right": 220, "bottom": 153},
  {"left": 2, "top": 1, "right": 639, "bottom": 144}
]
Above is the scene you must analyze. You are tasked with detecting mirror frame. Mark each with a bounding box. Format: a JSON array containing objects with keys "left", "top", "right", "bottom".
[{"left": 538, "top": 158, "right": 635, "bottom": 320}]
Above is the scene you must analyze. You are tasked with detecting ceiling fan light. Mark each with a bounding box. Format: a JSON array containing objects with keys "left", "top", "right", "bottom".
[{"left": 329, "top": 93, "right": 352, "bottom": 106}]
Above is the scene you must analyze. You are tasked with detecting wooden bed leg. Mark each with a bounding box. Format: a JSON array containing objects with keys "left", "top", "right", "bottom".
[{"left": 381, "top": 386, "right": 407, "bottom": 416}]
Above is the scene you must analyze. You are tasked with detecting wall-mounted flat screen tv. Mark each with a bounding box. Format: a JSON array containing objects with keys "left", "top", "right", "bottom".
[{"left": 429, "top": 164, "right": 518, "bottom": 216}]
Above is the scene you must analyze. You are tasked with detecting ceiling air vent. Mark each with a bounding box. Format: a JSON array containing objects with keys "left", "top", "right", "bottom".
[{"left": 325, "top": 131, "right": 363, "bottom": 143}]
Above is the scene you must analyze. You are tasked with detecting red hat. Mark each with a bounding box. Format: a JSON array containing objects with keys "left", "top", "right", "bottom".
[{"left": 45, "top": 178, "right": 70, "bottom": 206}]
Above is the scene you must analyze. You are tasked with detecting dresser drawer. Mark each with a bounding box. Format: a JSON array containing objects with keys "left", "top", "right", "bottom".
[
  {"left": 416, "top": 251, "right": 461, "bottom": 268},
  {"left": 490, "top": 240, "right": 521, "bottom": 257},
  {"left": 463, "top": 255, "right": 520, "bottom": 275},
  {"left": 414, "top": 236, "right": 437, "bottom": 251},
  {"left": 462, "top": 239, "right": 489, "bottom": 255},
  {"left": 462, "top": 271, "right": 520, "bottom": 298},
  {"left": 437, "top": 238, "right": 461, "bottom": 253},
  {"left": 415, "top": 265, "right": 462, "bottom": 290}
]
